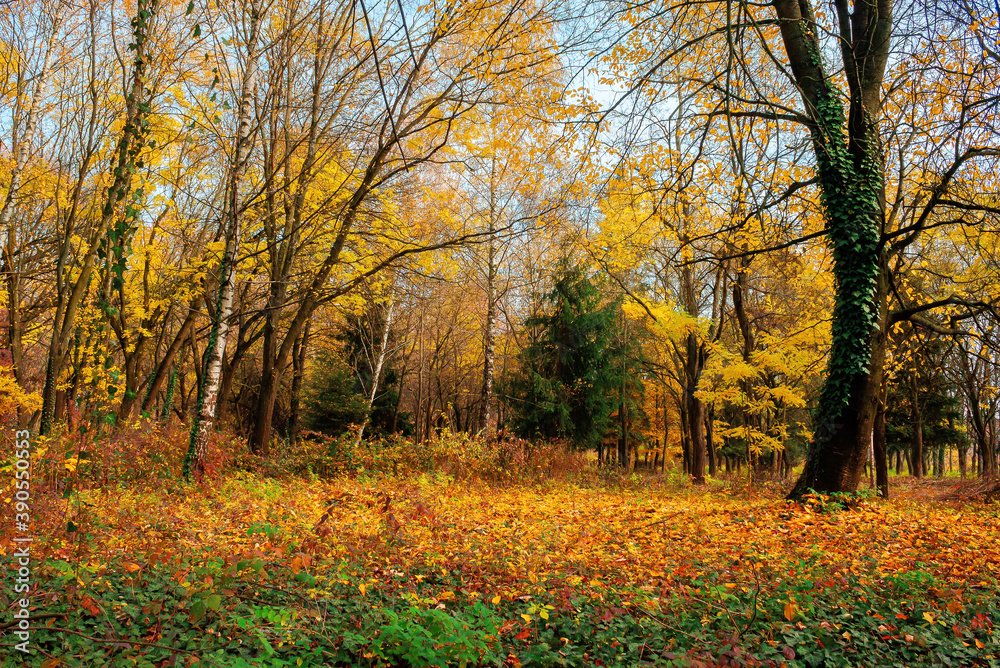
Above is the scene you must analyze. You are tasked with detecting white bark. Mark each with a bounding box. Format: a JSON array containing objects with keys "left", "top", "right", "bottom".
[
  {"left": 192, "top": 0, "right": 262, "bottom": 469},
  {"left": 355, "top": 285, "right": 398, "bottom": 448}
]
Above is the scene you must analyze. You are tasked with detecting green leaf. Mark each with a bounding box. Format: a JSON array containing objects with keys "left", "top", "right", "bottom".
[
  {"left": 206, "top": 594, "right": 222, "bottom": 611},
  {"left": 189, "top": 600, "right": 207, "bottom": 623},
  {"left": 256, "top": 629, "right": 275, "bottom": 655},
  {"left": 186, "top": 1, "right": 194, "bottom": 15},
  {"left": 194, "top": 23, "right": 201, "bottom": 38}
]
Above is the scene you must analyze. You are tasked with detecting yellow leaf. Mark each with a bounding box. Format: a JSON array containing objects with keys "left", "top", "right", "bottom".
[
  {"left": 359, "top": 583, "right": 366, "bottom": 595},
  {"left": 922, "top": 611, "right": 935, "bottom": 624},
  {"left": 783, "top": 603, "right": 795, "bottom": 621},
  {"left": 520, "top": 613, "right": 532, "bottom": 623},
  {"left": 539, "top": 609, "right": 549, "bottom": 620},
  {"left": 492, "top": 595, "right": 502, "bottom": 605}
]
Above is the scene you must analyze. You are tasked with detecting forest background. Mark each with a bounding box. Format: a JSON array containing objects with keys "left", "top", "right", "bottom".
[{"left": 1, "top": 0, "right": 1000, "bottom": 665}]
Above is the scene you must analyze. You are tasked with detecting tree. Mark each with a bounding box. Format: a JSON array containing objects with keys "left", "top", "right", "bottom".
[
  {"left": 182, "top": 0, "right": 262, "bottom": 479},
  {"left": 300, "top": 351, "right": 367, "bottom": 437},
  {"left": 39, "top": 0, "right": 163, "bottom": 434},
  {"left": 339, "top": 288, "right": 413, "bottom": 441},
  {"left": 1, "top": 0, "right": 63, "bottom": 400},
  {"left": 246, "top": 0, "right": 566, "bottom": 456},
  {"left": 504, "top": 264, "right": 622, "bottom": 452},
  {"left": 601, "top": 0, "right": 1000, "bottom": 495}
]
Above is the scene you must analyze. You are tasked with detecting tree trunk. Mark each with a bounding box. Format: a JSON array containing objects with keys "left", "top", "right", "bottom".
[
  {"left": 183, "top": 0, "right": 261, "bottom": 478},
  {"left": 287, "top": 321, "right": 310, "bottom": 443},
  {"left": 705, "top": 404, "right": 717, "bottom": 477},
  {"left": 479, "top": 182, "right": 498, "bottom": 434},
  {"left": 958, "top": 434, "right": 967, "bottom": 478},
  {"left": 679, "top": 400, "right": 690, "bottom": 475},
  {"left": 909, "top": 373, "right": 923, "bottom": 478},
  {"left": 873, "top": 386, "right": 889, "bottom": 498},
  {"left": 661, "top": 398, "right": 669, "bottom": 473},
  {"left": 355, "top": 289, "right": 397, "bottom": 448},
  {"left": 618, "top": 401, "right": 628, "bottom": 469},
  {"left": 141, "top": 301, "right": 201, "bottom": 414},
  {"left": 685, "top": 331, "right": 706, "bottom": 483},
  {"left": 776, "top": 0, "right": 892, "bottom": 498}
]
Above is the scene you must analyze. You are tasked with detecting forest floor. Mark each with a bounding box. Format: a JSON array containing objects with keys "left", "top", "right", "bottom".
[{"left": 3, "top": 469, "right": 999, "bottom": 667}]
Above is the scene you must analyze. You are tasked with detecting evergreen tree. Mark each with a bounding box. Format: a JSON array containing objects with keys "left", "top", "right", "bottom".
[
  {"left": 503, "top": 265, "right": 626, "bottom": 450},
  {"left": 337, "top": 306, "right": 412, "bottom": 437},
  {"left": 303, "top": 304, "right": 413, "bottom": 438},
  {"left": 301, "top": 352, "right": 368, "bottom": 436}
]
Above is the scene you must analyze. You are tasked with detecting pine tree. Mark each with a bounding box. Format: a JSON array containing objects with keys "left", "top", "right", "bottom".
[{"left": 503, "top": 265, "right": 627, "bottom": 451}]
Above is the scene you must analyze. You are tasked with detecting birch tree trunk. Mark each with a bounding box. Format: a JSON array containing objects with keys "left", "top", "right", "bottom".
[
  {"left": 183, "top": 0, "right": 261, "bottom": 479},
  {"left": 354, "top": 287, "right": 398, "bottom": 449}
]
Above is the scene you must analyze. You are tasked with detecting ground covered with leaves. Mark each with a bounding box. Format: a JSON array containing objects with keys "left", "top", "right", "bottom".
[{"left": 3, "top": 460, "right": 999, "bottom": 668}]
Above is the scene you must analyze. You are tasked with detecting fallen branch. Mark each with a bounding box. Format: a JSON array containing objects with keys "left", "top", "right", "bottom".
[{"left": 630, "top": 511, "right": 683, "bottom": 533}]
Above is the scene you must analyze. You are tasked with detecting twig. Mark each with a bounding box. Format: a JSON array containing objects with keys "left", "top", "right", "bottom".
[
  {"left": 630, "top": 511, "right": 683, "bottom": 533},
  {"left": 20, "top": 626, "right": 204, "bottom": 655},
  {"left": 0, "top": 613, "right": 66, "bottom": 630},
  {"left": 743, "top": 558, "right": 760, "bottom": 632},
  {"left": 631, "top": 606, "right": 701, "bottom": 641}
]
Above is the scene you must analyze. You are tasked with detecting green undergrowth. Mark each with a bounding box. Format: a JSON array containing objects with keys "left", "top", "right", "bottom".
[{"left": 4, "top": 552, "right": 997, "bottom": 668}]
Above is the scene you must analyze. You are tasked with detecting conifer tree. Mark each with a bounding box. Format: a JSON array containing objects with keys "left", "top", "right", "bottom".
[{"left": 503, "top": 265, "right": 627, "bottom": 452}]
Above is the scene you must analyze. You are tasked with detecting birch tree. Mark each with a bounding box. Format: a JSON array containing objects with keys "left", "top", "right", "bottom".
[{"left": 182, "top": 0, "right": 262, "bottom": 479}]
